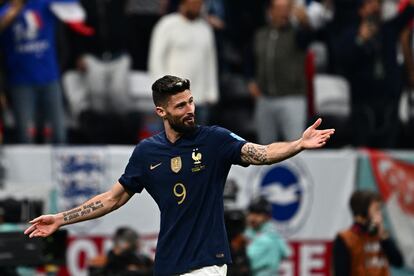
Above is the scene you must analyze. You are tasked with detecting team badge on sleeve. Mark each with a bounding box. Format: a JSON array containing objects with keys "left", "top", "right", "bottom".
[{"left": 171, "top": 156, "right": 182, "bottom": 173}]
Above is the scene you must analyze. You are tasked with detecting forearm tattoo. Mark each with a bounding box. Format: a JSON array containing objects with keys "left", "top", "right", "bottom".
[
  {"left": 241, "top": 143, "right": 268, "bottom": 164},
  {"left": 63, "top": 200, "right": 104, "bottom": 222}
]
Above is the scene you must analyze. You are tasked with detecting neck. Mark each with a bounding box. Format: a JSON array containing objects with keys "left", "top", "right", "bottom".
[{"left": 164, "top": 122, "right": 183, "bottom": 143}]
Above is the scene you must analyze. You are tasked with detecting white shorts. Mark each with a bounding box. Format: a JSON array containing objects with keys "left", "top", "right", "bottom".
[{"left": 180, "top": 264, "right": 227, "bottom": 276}]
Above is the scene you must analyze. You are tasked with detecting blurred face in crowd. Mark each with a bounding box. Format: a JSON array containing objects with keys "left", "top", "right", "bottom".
[
  {"left": 156, "top": 90, "right": 196, "bottom": 134},
  {"left": 180, "top": 0, "right": 203, "bottom": 20},
  {"left": 359, "top": 0, "right": 381, "bottom": 20},
  {"left": 367, "top": 200, "right": 382, "bottom": 223},
  {"left": 270, "top": 0, "right": 293, "bottom": 28},
  {"left": 354, "top": 199, "right": 383, "bottom": 235},
  {"left": 247, "top": 212, "right": 269, "bottom": 230}
]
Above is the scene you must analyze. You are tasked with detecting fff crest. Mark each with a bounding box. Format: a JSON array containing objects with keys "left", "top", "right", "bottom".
[
  {"left": 192, "top": 151, "right": 202, "bottom": 165},
  {"left": 171, "top": 156, "right": 182, "bottom": 173}
]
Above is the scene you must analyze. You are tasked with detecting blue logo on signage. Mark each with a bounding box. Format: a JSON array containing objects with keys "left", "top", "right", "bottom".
[
  {"left": 261, "top": 166, "right": 301, "bottom": 221},
  {"left": 254, "top": 159, "right": 313, "bottom": 236}
]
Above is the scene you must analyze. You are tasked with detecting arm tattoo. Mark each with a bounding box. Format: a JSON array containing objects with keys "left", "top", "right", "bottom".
[
  {"left": 241, "top": 143, "right": 268, "bottom": 164},
  {"left": 63, "top": 200, "right": 104, "bottom": 222}
]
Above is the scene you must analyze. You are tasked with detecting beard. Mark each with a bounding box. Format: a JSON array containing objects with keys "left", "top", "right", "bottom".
[{"left": 165, "top": 113, "right": 196, "bottom": 134}]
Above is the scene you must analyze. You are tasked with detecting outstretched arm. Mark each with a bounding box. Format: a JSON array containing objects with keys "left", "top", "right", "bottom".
[
  {"left": 241, "top": 118, "right": 334, "bottom": 165},
  {"left": 24, "top": 182, "right": 134, "bottom": 238}
]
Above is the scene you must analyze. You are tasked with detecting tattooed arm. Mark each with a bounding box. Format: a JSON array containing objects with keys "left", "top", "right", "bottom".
[
  {"left": 241, "top": 118, "right": 335, "bottom": 165},
  {"left": 24, "top": 182, "right": 133, "bottom": 238}
]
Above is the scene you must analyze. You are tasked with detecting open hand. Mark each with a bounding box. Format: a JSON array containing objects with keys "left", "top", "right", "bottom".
[
  {"left": 24, "top": 214, "right": 60, "bottom": 238},
  {"left": 301, "top": 118, "right": 335, "bottom": 149}
]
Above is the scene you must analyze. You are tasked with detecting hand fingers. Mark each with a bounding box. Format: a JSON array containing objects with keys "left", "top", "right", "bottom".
[
  {"left": 29, "top": 228, "right": 43, "bottom": 238},
  {"left": 320, "top": 129, "right": 335, "bottom": 135},
  {"left": 29, "top": 216, "right": 44, "bottom": 224},
  {"left": 311, "top": 118, "right": 322, "bottom": 129},
  {"left": 321, "top": 133, "right": 333, "bottom": 140},
  {"left": 24, "top": 222, "right": 39, "bottom": 235}
]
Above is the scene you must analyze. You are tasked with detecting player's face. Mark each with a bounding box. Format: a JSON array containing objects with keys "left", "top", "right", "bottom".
[
  {"left": 246, "top": 212, "right": 268, "bottom": 230},
  {"left": 164, "top": 90, "right": 196, "bottom": 133}
]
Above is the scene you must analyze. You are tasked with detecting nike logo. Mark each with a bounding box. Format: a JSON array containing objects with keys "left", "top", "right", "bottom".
[{"left": 150, "top": 163, "right": 162, "bottom": 170}]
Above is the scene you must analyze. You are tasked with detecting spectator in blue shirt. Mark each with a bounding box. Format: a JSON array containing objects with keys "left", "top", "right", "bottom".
[{"left": 0, "top": 0, "right": 82, "bottom": 143}]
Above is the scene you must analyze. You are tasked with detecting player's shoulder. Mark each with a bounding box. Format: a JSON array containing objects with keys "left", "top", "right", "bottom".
[
  {"left": 199, "top": 125, "right": 226, "bottom": 135},
  {"left": 139, "top": 132, "right": 167, "bottom": 147},
  {"left": 200, "top": 125, "right": 246, "bottom": 141}
]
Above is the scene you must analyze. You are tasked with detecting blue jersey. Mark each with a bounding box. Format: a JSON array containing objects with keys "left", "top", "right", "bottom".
[
  {"left": 0, "top": 0, "right": 73, "bottom": 85},
  {"left": 119, "top": 125, "right": 248, "bottom": 275}
]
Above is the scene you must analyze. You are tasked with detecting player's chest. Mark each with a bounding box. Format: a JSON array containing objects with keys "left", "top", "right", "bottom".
[{"left": 144, "top": 146, "right": 212, "bottom": 182}]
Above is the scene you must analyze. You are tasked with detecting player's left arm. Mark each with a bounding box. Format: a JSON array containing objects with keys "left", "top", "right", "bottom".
[{"left": 241, "top": 118, "right": 334, "bottom": 165}]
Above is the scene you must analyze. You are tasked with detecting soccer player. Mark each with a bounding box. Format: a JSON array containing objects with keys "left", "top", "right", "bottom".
[{"left": 24, "top": 75, "right": 335, "bottom": 275}]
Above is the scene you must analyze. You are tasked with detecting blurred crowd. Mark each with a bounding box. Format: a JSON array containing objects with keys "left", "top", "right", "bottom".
[{"left": 1, "top": 0, "right": 414, "bottom": 148}]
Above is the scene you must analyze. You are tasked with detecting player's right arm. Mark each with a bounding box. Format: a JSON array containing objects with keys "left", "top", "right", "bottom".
[{"left": 24, "top": 182, "right": 134, "bottom": 238}]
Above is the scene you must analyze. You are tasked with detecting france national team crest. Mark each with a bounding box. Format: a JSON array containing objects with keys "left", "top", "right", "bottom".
[{"left": 249, "top": 158, "right": 314, "bottom": 236}]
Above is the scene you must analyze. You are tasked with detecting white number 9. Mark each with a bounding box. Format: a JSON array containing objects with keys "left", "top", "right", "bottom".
[{"left": 173, "top": 183, "right": 186, "bottom": 205}]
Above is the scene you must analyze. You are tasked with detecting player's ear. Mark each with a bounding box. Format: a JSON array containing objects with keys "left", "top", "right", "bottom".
[{"left": 155, "top": 106, "right": 166, "bottom": 118}]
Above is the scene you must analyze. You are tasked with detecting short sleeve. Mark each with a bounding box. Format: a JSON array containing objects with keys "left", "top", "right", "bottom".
[
  {"left": 210, "top": 126, "right": 248, "bottom": 166},
  {"left": 118, "top": 144, "right": 145, "bottom": 193}
]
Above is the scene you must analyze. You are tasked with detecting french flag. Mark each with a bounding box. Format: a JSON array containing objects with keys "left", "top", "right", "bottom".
[{"left": 50, "top": 1, "right": 94, "bottom": 36}]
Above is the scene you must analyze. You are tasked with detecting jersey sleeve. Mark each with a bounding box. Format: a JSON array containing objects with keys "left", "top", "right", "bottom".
[
  {"left": 118, "top": 144, "right": 146, "bottom": 193},
  {"left": 210, "top": 126, "right": 248, "bottom": 166}
]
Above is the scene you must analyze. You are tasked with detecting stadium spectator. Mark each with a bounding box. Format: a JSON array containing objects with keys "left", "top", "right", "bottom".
[
  {"left": 88, "top": 226, "right": 153, "bottom": 276},
  {"left": 74, "top": 0, "right": 131, "bottom": 114},
  {"left": 148, "top": 0, "right": 218, "bottom": 125},
  {"left": 336, "top": 0, "right": 414, "bottom": 148},
  {"left": 0, "top": 0, "right": 78, "bottom": 143},
  {"left": 244, "top": 196, "right": 291, "bottom": 276},
  {"left": 248, "top": 0, "right": 315, "bottom": 144},
  {"left": 333, "top": 190, "right": 403, "bottom": 276}
]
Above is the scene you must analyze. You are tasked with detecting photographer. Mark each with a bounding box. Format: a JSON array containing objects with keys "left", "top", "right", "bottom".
[{"left": 333, "top": 190, "right": 403, "bottom": 276}]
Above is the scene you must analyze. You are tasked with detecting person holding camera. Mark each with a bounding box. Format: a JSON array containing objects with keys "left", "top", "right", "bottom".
[{"left": 332, "top": 190, "right": 403, "bottom": 276}]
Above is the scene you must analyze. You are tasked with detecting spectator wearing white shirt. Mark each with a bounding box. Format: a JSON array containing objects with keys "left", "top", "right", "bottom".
[{"left": 148, "top": 0, "right": 219, "bottom": 125}]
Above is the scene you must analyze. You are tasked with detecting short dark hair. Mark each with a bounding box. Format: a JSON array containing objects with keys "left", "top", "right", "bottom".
[
  {"left": 113, "top": 226, "right": 139, "bottom": 250},
  {"left": 248, "top": 196, "right": 272, "bottom": 215},
  {"left": 151, "top": 75, "right": 191, "bottom": 107},
  {"left": 350, "top": 190, "right": 382, "bottom": 218}
]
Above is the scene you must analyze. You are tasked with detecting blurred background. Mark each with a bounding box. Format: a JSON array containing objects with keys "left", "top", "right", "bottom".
[{"left": 1, "top": 0, "right": 414, "bottom": 275}]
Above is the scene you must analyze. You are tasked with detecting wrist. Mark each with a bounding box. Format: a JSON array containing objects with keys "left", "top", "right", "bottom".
[
  {"left": 54, "top": 213, "right": 65, "bottom": 227},
  {"left": 297, "top": 138, "right": 305, "bottom": 151}
]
